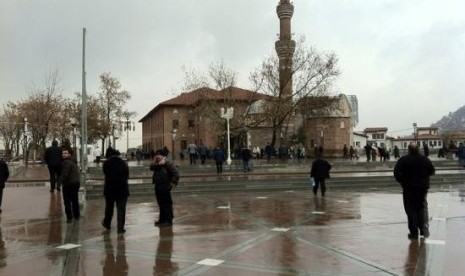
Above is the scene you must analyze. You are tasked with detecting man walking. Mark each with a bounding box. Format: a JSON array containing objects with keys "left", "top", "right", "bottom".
[
  {"left": 187, "top": 142, "right": 197, "bottom": 165},
  {"left": 102, "top": 150, "right": 129, "bottom": 234},
  {"left": 150, "top": 149, "right": 179, "bottom": 227},
  {"left": 310, "top": 154, "right": 331, "bottom": 197},
  {"left": 0, "top": 158, "right": 9, "bottom": 213},
  {"left": 44, "top": 140, "right": 63, "bottom": 192},
  {"left": 60, "top": 148, "right": 81, "bottom": 223},
  {"left": 394, "top": 143, "right": 435, "bottom": 240}
]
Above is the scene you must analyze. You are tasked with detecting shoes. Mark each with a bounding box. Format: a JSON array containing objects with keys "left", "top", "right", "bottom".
[
  {"left": 117, "top": 229, "right": 126, "bottom": 234},
  {"left": 408, "top": 234, "right": 418, "bottom": 240},
  {"left": 66, "top": 219, "right": 73, "bottom": 224},
  {"left": 0, "top": 208, "right": 2, "bottom": 213},
  {"left": 157, "top": 222, "right": 173, "bottom": 227},
  {"left": 101, "top": 219, "right": 111, "bottom": 230},
  {"left": 420, "top": 229, "right": 430, "bottom": 238},
  {"left": 50, "top": 190, "right": 54, "bottom": 193}
]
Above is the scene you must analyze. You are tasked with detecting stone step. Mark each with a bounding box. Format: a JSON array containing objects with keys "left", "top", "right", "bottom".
[{"left": 84, "top": 173, "right": 464, "bottom": 199}]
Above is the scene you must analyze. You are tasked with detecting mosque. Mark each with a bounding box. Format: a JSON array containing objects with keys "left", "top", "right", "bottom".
[{"left": 139, "top": 0, "right": 358, "bottom": 158}]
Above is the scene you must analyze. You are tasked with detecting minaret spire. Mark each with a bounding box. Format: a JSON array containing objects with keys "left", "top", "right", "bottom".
[{"left": 275, "top": 0, "right": 296, "bottom": 100}]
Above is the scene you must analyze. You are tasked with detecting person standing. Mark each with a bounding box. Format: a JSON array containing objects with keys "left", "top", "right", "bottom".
[
  {"left": 456, "top": 142, "right": 465, "bottom": 168},
  {"left": 241, "top": 147, "right": 252, "bottom": 172},
  {"left": 187, "top": 142, "right": 197, "bottom": 165},
  {"left": 423, "top": 144, "right": 430, "bottom": 157},
  {"left": 198, "top": 143, "right": 207, "bottom": 165},
  {"left": 364, "top": 143, "right": 372, "bottom": 162},
  {"left": 264, "top": 143, "right": 273, "bottom": 161},
  {"left": 150, "top": 149, "right": 179, "bottom": 227},
  {"left": 102, "top": 151, "right": 130, "bottom": 234},
  {"left": 212, "top": 147, "right": 225, "bottom": 174},
  {"left": 394, "top": 143, "right": 435, "bottom": 240},
  {"left": 60, "top": 148, "right": 81, "bottom": 223},
  {"left": 0, "top": 158, "right": 9, "bottom": 213},
  {"left": 44, "top": 140, "right": 63, "bottom": 193},
  {"left": 394, "top": 145, "right": 400, "bottom": 159},
  {"left": 310, "top": 154, "right": 331, "bottom": 197}
]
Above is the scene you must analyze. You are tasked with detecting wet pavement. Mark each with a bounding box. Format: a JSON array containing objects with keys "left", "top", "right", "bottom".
[{"left": 1, "top": 182, "right": 465, "bottom": 275}]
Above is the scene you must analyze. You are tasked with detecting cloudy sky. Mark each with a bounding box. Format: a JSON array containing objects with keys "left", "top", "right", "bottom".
[{"left": 1, "top": 0, "right": 465, "bottom": 148}]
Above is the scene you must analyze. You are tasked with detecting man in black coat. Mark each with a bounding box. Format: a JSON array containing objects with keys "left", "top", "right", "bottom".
[
  {"left": 150, "top": 149, "right": 179, "bottom": 227},
  {"left": 0, "top": 158, "right": 9, "bottom": 213},
  {"left": 310, "top": 155, "right": 331, "bottom": 197},
  {"left": 102, "top": 150, "right": 129, "bottom": 234},
  {"left": 394, "top": 143, "right": 435, "bottom": 240},
  {"left": 44, "top": 140, "right": 63, "bottom": 192}
]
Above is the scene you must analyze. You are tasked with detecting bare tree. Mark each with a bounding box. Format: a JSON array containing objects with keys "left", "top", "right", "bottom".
[
  {"left": 10, "top": 69, "right": 67, "bottom": 164},
  {"left": 0, "top": 103, "right": 24, "bottom": 159},
  {"left": 96, "top": 72, "right": 131, "bottom": 151},
  {"left": 249, "top": 36, "right": 340, "bottom": 148}
]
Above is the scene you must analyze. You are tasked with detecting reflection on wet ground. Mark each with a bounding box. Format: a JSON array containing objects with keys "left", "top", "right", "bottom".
[{"left": 1, "top": 184, "right": 465, "bottom": 275}]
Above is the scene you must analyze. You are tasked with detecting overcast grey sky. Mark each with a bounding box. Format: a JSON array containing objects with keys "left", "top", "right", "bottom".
[{"left": 1, "top": 0, "right": 465, "bottom": 148}]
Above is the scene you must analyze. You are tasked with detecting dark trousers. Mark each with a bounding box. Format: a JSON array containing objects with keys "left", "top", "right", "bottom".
[
  {"left": 403, "top": 188, "right": 428, "bottom": 236},
  {"left": 155, "top": 187, "right": 173, "bottom": 223},
  {"left": 48, "top": 165, "right": 61, "bottom": 191},
  {"left": 313, "top": 178, "right": 326, "bottom": 196},
  {"left": 215, "top": 162, "right": 223, "bottom": 174},
  {"left": 62, "top": 184, "right": 80, "bottom": 220},
  {"left": 103, "top": 197, "right": 127, "bottom": 231},
  {"left": 243, "top": 160, "right": 250, "bottom": 172},
  {"left": 189, "top": 153, "right": 196, "bottom": 165},
  {"left": 200, "top": 154, "right": 206, "bottom": 165},
  {"left": 0, "top": 187, "right": 3, "bottom": 208}
]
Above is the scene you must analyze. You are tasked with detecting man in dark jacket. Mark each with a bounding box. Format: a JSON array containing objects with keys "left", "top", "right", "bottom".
[
  {"left": 102, "top": 150, "right": 129, "bottom": 234},
  {"left": 212, "top": 147, "right": 225, "bottom": 174},
  {"left": 241, "top": 147, "right": 252, "bottom": 172},
  {"left": 150, "top": 149, "right": 179, "bottom": 227},
  {"left": 44, "top": 140, "right": 63, "bottom": 192},
  {"left": 61, "top": 148, "right": 81, "bottom": 223},
  {"left": 0, "top": 158, "right": 9, "bottom": 213},
  {"left": 394, "top": 143, "right": 435, "bottom": 240},
  {"left": 310, "top": 155, "right": 331, "bottom": 197}
]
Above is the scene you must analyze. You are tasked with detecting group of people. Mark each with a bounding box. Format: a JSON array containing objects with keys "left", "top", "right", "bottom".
[
  {"left": 0, "top": 136, "right": 444, "bottom": 242},
  {"left": 40, "top": 141, "right": 181, "bottom": 233},
  {"left": 101, "top": 147, "right": 179, "bottom": 233}
]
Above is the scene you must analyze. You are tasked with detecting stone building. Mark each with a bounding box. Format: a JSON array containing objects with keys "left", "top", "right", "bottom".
[{"left": 138, "top": 87, "right": 269, "bottom": 159}]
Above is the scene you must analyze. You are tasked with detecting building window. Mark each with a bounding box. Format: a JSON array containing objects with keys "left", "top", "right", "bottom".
[
  {"left": 188, "top": 120, "right": 195, "bottom": 128},
  {"left": 172, "top": 119, "right": 179, "bottom": 129},
  {"left": 372, "top": 133, "right": 384, "bottom": 140},
  {"left": 340, "top": 121, "right": 345, "bottom": 128}
]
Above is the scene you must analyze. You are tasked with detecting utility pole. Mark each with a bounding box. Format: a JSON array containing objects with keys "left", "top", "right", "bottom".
[{"left": 81, "top": 27, "right": 88, "bottom": 194}]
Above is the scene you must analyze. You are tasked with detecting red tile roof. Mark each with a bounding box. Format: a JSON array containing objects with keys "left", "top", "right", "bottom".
[
  {"left": 139, "top": 87, "right": 270, "bottom": 122},
  {"left": 363, "top": 127, "right": 388, "bottom": 132}
]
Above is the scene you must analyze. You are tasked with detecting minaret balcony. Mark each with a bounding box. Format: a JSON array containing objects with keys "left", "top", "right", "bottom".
[
  {"left": 276, "top": 2, "right": 294, "bottom": 19},
  {"left": 275, "top": 39, "right": 296, "bottom": 59}
]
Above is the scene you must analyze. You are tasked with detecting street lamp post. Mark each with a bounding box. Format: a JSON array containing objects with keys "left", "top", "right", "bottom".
[
  {"left": 23, "top": 117, "right": 28, "bottom": 165},
  {"left": 71, "top": 119, "right": 77, "bottom": 155},
  {"left": 413, "top": 123, "right": 418, "bottom": 145},
  {"left": 123, "top": 120, "right": 135, "bottom": 155},
  {"left": 170, "top": 129, "right": 177, "bottom": 161},
  {"left": 220, "top": 107, "right": 234, "bottom": 165}
]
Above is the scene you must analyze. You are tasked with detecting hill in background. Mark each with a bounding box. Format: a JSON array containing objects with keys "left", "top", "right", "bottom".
[{"left": 432, "top": 105, "right": 465, "bottom": 133}]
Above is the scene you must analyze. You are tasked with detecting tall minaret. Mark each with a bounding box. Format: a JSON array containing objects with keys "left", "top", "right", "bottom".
[{"left": 275, "top": 0, "right": 296, "bottom": 101}]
